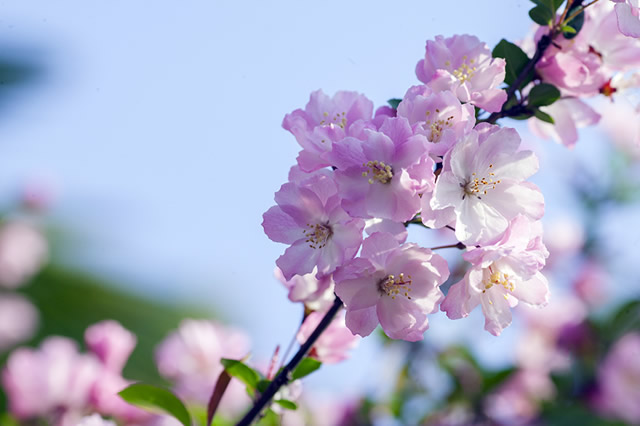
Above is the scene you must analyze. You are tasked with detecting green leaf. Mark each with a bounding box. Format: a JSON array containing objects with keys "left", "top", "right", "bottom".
[
  {"left": 564, "top": 3, "right": 584, "bottom": 39},
  {"left": 274, "top": 399, "right": 299, "bottom": 410},
  {"left": 256, "top": 379, "right": 271, "bottom": 393},
  {"left": 119, "top": 383, "right": 192, "bottom": 426},
  {"left": 528, "top": 83, "right": 561, "bottom": 107},
  {"left": 492, "top": 39, "right": 533, "bottom": 88},
  {"left": 529, "top": 6, "right": 554, "bottom": 26},
  {"left": 530, "top": 0, "right": 563, "bottom": 12},
  {"left": 291, "top": 357, "right": 322, "bottom": 380},
  {"left": 387, "top": 98, "right": 402, "bottom": 110},
  {"left": 220, "top": 358, "right": 260, "bottom": 390},
  {"left": 562, "top": 25, "right": 576, "bottom": 34},
  {"left": 534, "top": 108, "right": 554, "bottom": 124}
]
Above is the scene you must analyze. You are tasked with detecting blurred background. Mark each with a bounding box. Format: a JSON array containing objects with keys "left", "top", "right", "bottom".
[{"left": 0, "top": 0, "right": 639, "bottom": 425}]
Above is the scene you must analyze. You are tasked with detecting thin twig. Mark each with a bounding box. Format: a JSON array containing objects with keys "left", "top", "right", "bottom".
[
  {"left": 430, "top": 242, "right": 466, "bottom": 251},
  {"left": 236, "top": 296, "right": 344, "bottom": 426}
]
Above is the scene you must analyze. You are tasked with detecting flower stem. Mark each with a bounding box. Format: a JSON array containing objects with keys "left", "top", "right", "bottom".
[{"left": 235, "top": 296, "right": 344, "bottom": 426}]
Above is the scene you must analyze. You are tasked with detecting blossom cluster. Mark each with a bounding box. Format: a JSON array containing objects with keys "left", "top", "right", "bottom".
[
  {"left": 263, "top": 34, "right": 552, "bottom": 339},
  {"left": 529, "top": 1, "right": 640, "bottom": 147},
  {"left": 262, "top": 1, "right": 640, "bottom": 346}
]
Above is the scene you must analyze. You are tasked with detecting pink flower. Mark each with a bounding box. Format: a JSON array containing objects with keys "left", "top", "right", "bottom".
[
  {"left": 296, "top": 311, "right": 359, "bottom": 364},
  {"left": 91, "top": 372, "right": 150, "bottom": 423},
  {"left": 262, "top": 170, "right": 365, "bottom": 280},
  {"left": 0, "top": 294, "right": 38, "bottom": 352},
  {"left": 528, "top": 98, "right": 600, "bottom": 148},
  {"left": 334, "top": 232, "right": 449, "bottom": 341},
  {"left": 396, "top": 85, "right": 475, "bottom": 156},
  {"left": 2, "top": 337, "right": 101, "bottom": 425},
  {"left": 584, "top": 2, "right": 640, "bottom": 70},
  {"left": 572, "top": 260, "right": 609, "bottom": 307},
  {"left": 84, "top": 321, "right": 149, "bottom": 423},
  {"left": 328, "top": 117, "right": 433, "bottom": 222},
  {"left": 484, "top": 369, "right": 555, "bottom": 425},
  {"left": 282, "top": 90, "right": 374, "bottom": 172},
  {"left": 0, "top": 221, "right": 48, "bottom": 289},
  {"left": 536, "top": 39, "right": 607, "bottom": 97},
  {"left": 275, "top": 267, "right": 335, "bottom": 312},
  {"left": 155, "top": 319, "right": 251, "bottom": 415},
  {"left": 441, "top": 216, "right": 549, "bottom": 336},
  {"left": 85, "top": 320, "right": 137, "bottom": 373},
  {"left": 516, "top": 296, "right": 587, "bottom": 372},
  {"left": 364, "top": 218, "right": 408, "bottom": 244},
  {"left": 593, "top": 332, "right": 640, "bottom": 423},
  {"left": 416, "top": 34, "right": 507, "bottom": 112},
  {"left": 430, "top": 125, "right": 544, "bottom": 245},
  {"left": 612, "top": 0, "right": 640, "bottom": 38}
]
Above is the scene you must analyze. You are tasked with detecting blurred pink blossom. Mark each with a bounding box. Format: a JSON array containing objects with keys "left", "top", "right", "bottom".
[
  {"left": 2, "top": 337, "right": 100, "bottom": 425},
  {"left": 543, "top": 215, "right": 585, "bottom": 263},
  {"left": 593, "top": 332, "right": 640, "bottom": 423},
  {"left": 85, "top": 320, "right": 137, "bottom": 373},
  {"left": 484, "top": 369, "right": 555, "bottom": 425},
  {"left": 0, "top": 221, "right": 48, "bottom": 289},
  {"left": 572, "top": 260, "right": 610, "bottom": 307},
  {"left": 155, "top": 319, "right": 251, "bottom": 415},
  {"left": 0, "top": 293, "right": 39, "bottom": 352},
  {"left": 297, "top": 311, "right": 359, "bottom": 364}
]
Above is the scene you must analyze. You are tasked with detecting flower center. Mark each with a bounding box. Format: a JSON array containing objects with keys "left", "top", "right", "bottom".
[
  {"left": 449, "top": 56, "right": 477, "bottom": 83},
  {"left": 319, "top": 111, "right": 347, "bottom": 129},
  {"left": 461, "top": 164, "right": 501, "bottom": 200},
  {"left": 362, "top": 160, "right": 393, "bottom": 184},
  {"left": 425, "top": 109, "right": 455, "bottom": 142},
  {"left": 302, "top": 223, "right": 332, "bottom": 249},
  {"left": 483, "top": 267, "right": 515, "bottom": 294},
  {"left": 379, "top": 273, "right": 412, "bottom": 300}
]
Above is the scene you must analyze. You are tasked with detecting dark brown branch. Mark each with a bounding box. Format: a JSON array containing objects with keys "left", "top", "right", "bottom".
[{"left": 235, "top": 296, "right": 344, "bottom": 426}]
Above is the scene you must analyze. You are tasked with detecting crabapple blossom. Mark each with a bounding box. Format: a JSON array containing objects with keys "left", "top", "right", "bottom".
[
  {"left": 328, "top": 117, "right": 434, "bottom": 222},
  {"left": 296, "top": 311, "right": 359, "bottom": 364},
  {"left": 275, "top": 267, "right": 335, "bottom": 312},
  {"left": 528, "top": 98, "right": 601, "bottom": 148},
  {"left": 0, "top": 220, "right": 48, "bottom": 289},
  {"left": 416, "top": 34, "right": 507, "bottom": 112},
  {"left": 85, "top": 320, "right": 137, "bottom": 373},
  {"left": 282, "top": 90, "right": 374, "bottom": 172},
  {"left": 612, "top": 0, "right": 640, "bottom": 38},
  {"left": 484, "top": 369, "right": 555, "bottom": 425},
  {"left": 262, "top": 170, "right": 365, "bottom": 280},
  {"left": 396, "top": 85, "right": 475, "bottom": 156},
  {"left": 155, "top": 319, "right": 251, "bottom": 415},
  {"left": 593, "top": 332, "right": 640, "bottom": 423},
  {"left": 0, "top": 294, "right": 38, "bottom": 352},
  {"left": 364, "top": 218, "right": 408, "bottom": 244},
  {"left": 535, "top": 3, "right": 640, "bottom": 97},
  {"left": 517, "top": 296, "right": 587, "bottom": 371},
  {"left": 441, "top": 215, "right": 549, "bottom": 336},
  {"left": 84, "top": 321, "right": 149, "bottom": 423},
  {"left": 430, "top": 125, "right": 544, "bottom": 245},
  {"left": 2, "top": 337, "right": 100, "bottom": 425},
  {"left": 334, "top": 232, "right": 449, "bottom": 341}
]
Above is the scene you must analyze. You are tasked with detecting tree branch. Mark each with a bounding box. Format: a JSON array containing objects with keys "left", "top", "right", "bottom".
[{"left": 236, "top": 296, "right": 344, "bottom": 426}]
